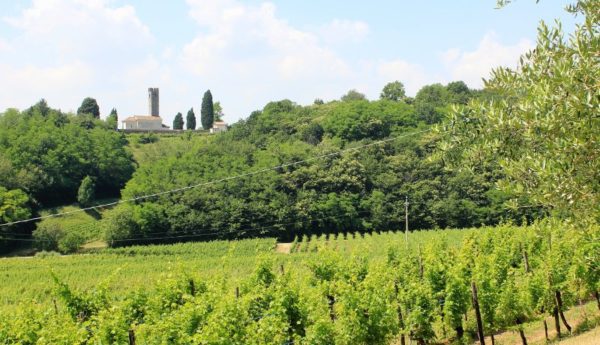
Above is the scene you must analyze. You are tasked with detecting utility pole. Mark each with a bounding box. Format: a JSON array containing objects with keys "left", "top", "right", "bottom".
[{"left": 404, "top": 196, "right": 409, "bottom": 247}]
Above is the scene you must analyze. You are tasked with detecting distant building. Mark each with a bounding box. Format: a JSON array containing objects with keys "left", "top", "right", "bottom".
[
  {"left": 122, "top": 88, "right": 165, "bottom": 131},
  {"left": 122, "top": 115, "right": 164, "bottom": 130},
  {"left": 148, "top": 88, "right": 159, "bottom": 116},
  {"left": 210, "top": 121, "right": 228, "bottom": 133}
]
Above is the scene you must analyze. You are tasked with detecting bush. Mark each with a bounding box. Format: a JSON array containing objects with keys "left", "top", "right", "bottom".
[
  {"left": 58, "top": 231, "right": 85, "bottom": 254},
  {"left": 33, "top": 222, "right": 64, "bottom": 252},
  {"left": 33, "top": 222, "right": 85, "bottom": 254}
]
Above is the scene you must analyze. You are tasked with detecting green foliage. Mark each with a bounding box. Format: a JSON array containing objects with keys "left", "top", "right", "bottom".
[
  {"left": 214, "top": 101, "right": 224, "bottom": 121},
  {"left": 201, "top": 89, "right": 214, "bottom": 130},
  {"left": 438, "top": 0, "right": 599, "bottom": 220},
  {"left": 186, "top": 107, "right": 196, "bottom": 130},
  {"left": 77, "top": 176, "right": 95, "bottom": 207},
  {"left": 106, "top": 108, "right": 118, "bottom": 130},
  {"left": 2, "top": 222, "right": 599, "bottom": 344},
  {"left": 380, "top": 81, "right": 407, "bottom": 102},
  {"left": 77, "top": 97, "right": 100, "bottom": 118},
  {"left": 173, "top": 112, "right": 184, "bottom": 130},
  {"left": 340, "top": 89, "right": 366, "bottom": 102},
  {"left": 0, "top": 104, "right": 135, "bottom": 205}
]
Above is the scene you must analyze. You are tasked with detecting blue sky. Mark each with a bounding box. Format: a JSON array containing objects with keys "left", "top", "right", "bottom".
[{"left": 0, "top": 0, "right": 577, "bottom": 125}]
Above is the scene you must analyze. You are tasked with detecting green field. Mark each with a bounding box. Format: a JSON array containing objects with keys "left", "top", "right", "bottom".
[{"left": 1, "top": 223, "right": 598, "bottom": 344}]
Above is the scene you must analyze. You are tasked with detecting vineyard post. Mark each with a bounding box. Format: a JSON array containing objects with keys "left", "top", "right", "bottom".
[
  {"left": 235, "top": 287, "right": 239, "bottom": 299},
  {"left": 279, "top": 264, "right": 284, "bottom": 275},
  {"left": 52, "top": 298, "right": 58, "bottom": 314},
  {"left": 404, "top": 196, "right": 409, "bottom": 248},
  {"left": 395, "top": 280, "right": 406, "bottom": 345},
  {"left": 471, "top": 282, "right": 485, "bottom": 345},
  {"left": 128, "top": 329, "right": 136, "bottom": 345}
]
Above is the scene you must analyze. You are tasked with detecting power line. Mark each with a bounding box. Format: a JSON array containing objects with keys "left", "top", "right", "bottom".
[
  {"left": 0, "top": 129, "right": 430, "bottom": 228},
  {"left": 0, "top": 209, "right": 371, "bottom": 243}
]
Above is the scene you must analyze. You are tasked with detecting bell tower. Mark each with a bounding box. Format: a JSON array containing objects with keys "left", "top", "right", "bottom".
[{"left": 148, "top": 88, "right": 159, "bottom": 116}]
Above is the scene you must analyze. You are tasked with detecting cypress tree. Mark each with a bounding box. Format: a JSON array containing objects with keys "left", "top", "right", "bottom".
[
  {"left": 201, "top": 90, "right": 214, "bottom": 130},
  {"left": 107, "top": 108, "right": 118, "bottom": 129},
  {"left": 186, "top": 108, "right": 196, "bottom": 130},
  {"left": 77, "top": 97, "right": 100, "bottom": 118},
  {"left": 173, "top": 112, "right": 184, "bottom": 130}
]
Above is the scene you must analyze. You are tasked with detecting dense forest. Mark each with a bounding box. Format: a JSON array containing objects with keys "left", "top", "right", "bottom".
[
  {"left": 0, "top": 80, "right": 532, "bottom": 252},
  {"left": 105, "top": 82, "right": 543, "bottom": 246},
  {"left": 0, "top": 101, "right": 135, "bottom": 251}
]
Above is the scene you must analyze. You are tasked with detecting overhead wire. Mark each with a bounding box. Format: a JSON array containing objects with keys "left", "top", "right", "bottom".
[{"left": 0, "top": 128, "right": 429, "bottom": 229}]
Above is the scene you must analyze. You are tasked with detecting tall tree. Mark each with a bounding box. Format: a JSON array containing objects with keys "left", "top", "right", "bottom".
[
  {"left": 201, "top": 90, "right": 214, "bottom": 130},
  {"left": 440, "top": 0, "right": 599, "bottom": 219},
  {"left": 77, "top": 97, "right": 100, "bottom": 118},
  {"left": 77, "top": 176, "right": 95, "bottom": 207},
  {"left": 107, "top": 108, "right": 118, "bottom": 130},
  {"left": 186, "top": 108, "right": 196, "bottom": 130},
  {"left": 173, "top": 112, "right": 184, "bottom": 130},
  {"left": 380, "top": 81, "right": 407, "bottom": 101},
  {"left": 341, "top": 89, "right": 366, "bottom": 102},
  {"left": 213, "top": 102, "right": 224, "bottom": 122}
]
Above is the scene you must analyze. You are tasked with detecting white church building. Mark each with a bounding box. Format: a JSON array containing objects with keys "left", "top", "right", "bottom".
[{"left": 122, "top": 88, "right": 166, "bottom": 130}]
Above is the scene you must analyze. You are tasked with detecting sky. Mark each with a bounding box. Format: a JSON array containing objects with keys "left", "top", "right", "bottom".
[{"left": 0, "top": 0, "right": 578, "bottom": 126}]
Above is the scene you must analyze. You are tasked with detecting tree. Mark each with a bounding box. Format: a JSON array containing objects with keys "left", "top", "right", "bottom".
[
  {"left": 201, "top": 90, "right": 214, "bottom": 130},
  {"left": 439, "top": 0, "right": 599, "bottom": 219},
  {"left": 186, "top": 108, "right": 196, "bottom": 130},
  {"left": 107, "top": 108, "right": 118, "bottom": 130},
  {"left": 213, "top": 102, "right": 224, "bottom": 121},
  {"left": 380, "top": 81, "right": 406, "bottom": 102},
  {"left": 341, "top": 89, "right": 366, "bottom": 102},
  {"left": 77, "top": 97, "right": 100, "bottom": 118},
  {"left": 173, "top": 112, "right": 184, "bottom": 130},
  {"left": 301, "top": 123, "right": 324, "bottom": 145},
  {"left": 446, "top": 81, "right": 471, "bottom": 105},
  {"left": 77, "top": 176, "right": 95, "bottom": 207},
  {"left": 414, "top": 84, "right": 448, "bottom": 124}
]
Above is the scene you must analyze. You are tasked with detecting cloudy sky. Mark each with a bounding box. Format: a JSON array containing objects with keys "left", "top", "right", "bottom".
[{"left": 0, "top": 0, "right": 576, "bottom": 125}]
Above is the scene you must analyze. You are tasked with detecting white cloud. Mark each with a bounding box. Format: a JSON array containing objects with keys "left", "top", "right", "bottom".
[
  {"left": 0, "top": 0, "right": 157, "bottom": 116},
  {"left": 441, "top": 32, "right": 533, "bottom": 87},
  {"left": 182, "top": 0, "right": 350, "bottom": 81},
  {"left": 0, "top": 62, "right": 93, "bottom": 112},
  {"left": 319, "top": 19, "right": 370, "bottom": 45},
  {"left": 377, "top": 59, "right": 432, "bottom": 96},
  {"left": 0, "top": 37, "right": 11, "bottom": 52}
]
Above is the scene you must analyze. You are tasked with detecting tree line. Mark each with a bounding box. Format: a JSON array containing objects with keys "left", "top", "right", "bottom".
[{"left": 173, "top": 90, "right": 223, "bottom": 130}]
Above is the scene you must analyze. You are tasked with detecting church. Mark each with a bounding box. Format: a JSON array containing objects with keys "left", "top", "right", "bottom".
[{"left": 121, "top": 88, "right": 166, "bottom": 130}]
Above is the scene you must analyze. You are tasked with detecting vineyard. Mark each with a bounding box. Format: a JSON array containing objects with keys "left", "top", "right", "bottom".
[{"left": 1, "top": 221, "right": 598, "bottom": 344}]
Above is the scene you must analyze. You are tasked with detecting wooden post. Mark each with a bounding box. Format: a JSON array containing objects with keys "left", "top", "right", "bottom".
[
  {"left": 471, "top": 282, "right": 485, "bottom": 345},
  {"left": 189, "top": 279, "right": 195, "bottom": 297},
  {"left": 279, "top": 264, "right": 285, "bottom": 275},
  {"left": 543, "top": 320, "right": 549, "bottom": 341},
  {"left": 404, "top": 196, "right": 409, "bottom": 248},
  {"left": 521, "top": 246, "right": 530, "bottom": 273},
  {"left": 327, "top": 294, "right": 336, "bottom": 321},
  {"left": 128, "top": 329, "right": 136, "bottom": 345},
  {"left": 235, "top": 287, "right": 240, "bottom": 299},
  {"left": 395, "top": 281, "right": 406, "bottom": 345},
  {"left": 418, "top": 246, "right": 424, "bottom": 280},
  {"left": 52, "top": 298, "right": 58, "bottom": 314}
]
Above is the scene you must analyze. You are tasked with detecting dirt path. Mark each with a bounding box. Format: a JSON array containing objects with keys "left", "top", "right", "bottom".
[{"left": 275, "top": 242, "right": 292, "bottom": 254}]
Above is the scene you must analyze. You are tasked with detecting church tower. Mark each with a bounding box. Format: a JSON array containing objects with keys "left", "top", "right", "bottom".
[{"left": 148, "top": 88, "right": 159, "bottom": 116}]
